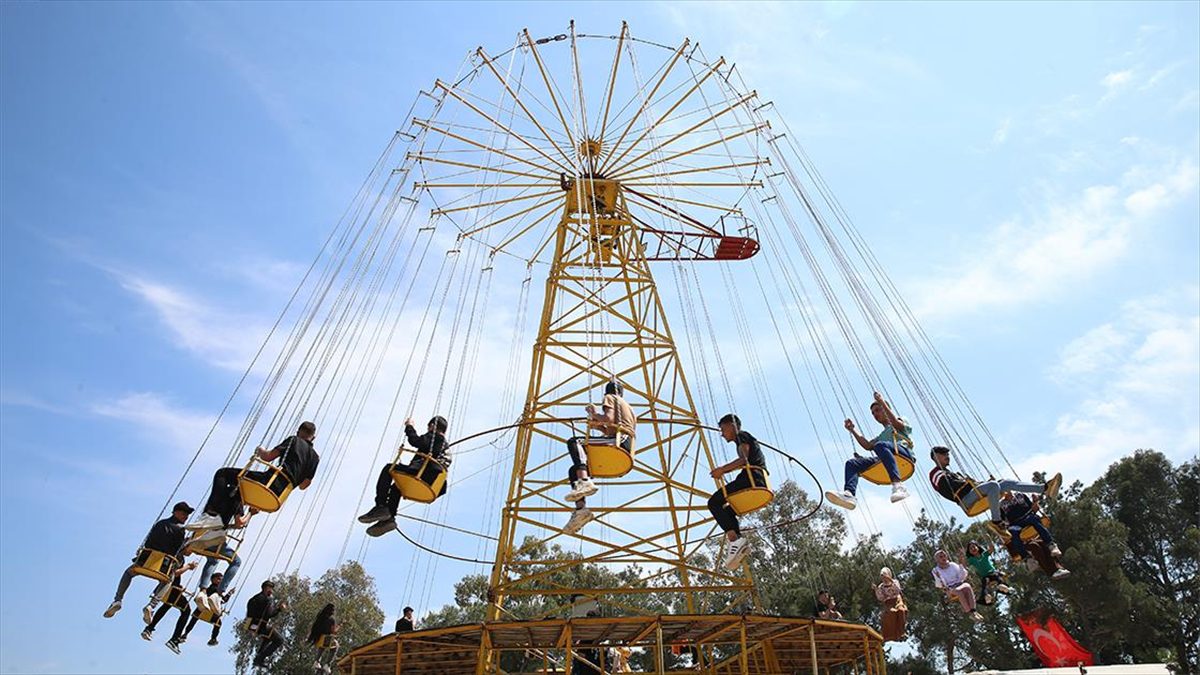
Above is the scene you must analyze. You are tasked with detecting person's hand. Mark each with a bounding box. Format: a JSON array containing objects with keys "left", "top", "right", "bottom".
[
  {"left": 404, "top": 417, "right": 415, "bottom": 427},
  {"left": 844, "top": 418, "right": 855, "bottom": 432},
  {"left": 585, "top": 404, "right": 597, "bottom": 415},
  {"left": 710, "top": 467, "right": 724, "bottom": 479},
  {"left": 873, "top": 391, "right": 885, "bottom": 405}
]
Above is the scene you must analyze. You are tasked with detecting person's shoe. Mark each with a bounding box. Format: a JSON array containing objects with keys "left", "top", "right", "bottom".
[
  {"left": 208, "top": 638, "right": 219, "bottom": 647},
  {"left": 970, "top": 611, "right": 984, "bottom": 622},
  {"left": 564, "top": 508, "right": 595, "bottom": 534},
  {"left": 103, "top": 600, "right": 122, "bottom": 618},
  {"left": 1025, "top": 558, "right": 1039, "bottom": 572},
  {"left": 722, "top": 536, "right": 751, "bottom": 570},
  {"left": 1043, "top": 472, "right": 1063, "bottom": 501},
  {"left": 997, "top": 583, "right": 1013, "bottom": 594},
  {"left": 1048, "top": 543, "right": 1062, "bottom": 558},
  {"left": 142, "top": 603, "right": 155, "bottom": 624},
  {"left": 890, "top": 484, "right": 910, "bottom": 503},
  {"left": 141, "top": 628, "right": 153, "bottom": 641},
  {"left": 366, "top": 518, "right": 398, "bottom": 537},
  {"left": 357, "top": 504, "right": 391, "bottom": 524},
  {"left": 825, "top": 490, "right": 857, "bottom": 510},
  {"left": 565, "top": 478, "right": 599, "bottom": 502},
  {"left": 1052, "top": 567, "right": 1072, "bottom": 579},
  {"left": 166, "top": 638, "right": 181, "bottom": 654},
  {"left": 185, "top": 511, "right": 224, "bottom": 531},
  {"left": 983, "top": 593, "right": 994, "bottom": 605}
]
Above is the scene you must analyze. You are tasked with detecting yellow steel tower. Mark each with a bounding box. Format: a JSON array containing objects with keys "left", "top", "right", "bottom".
[{"left": 486, "top": 153, "right": 757, "bottom": 622}]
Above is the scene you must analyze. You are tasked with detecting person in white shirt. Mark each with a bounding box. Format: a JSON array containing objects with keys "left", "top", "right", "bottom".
[{"left": 931, "top": 549, "right": 983, "bottom": 622}]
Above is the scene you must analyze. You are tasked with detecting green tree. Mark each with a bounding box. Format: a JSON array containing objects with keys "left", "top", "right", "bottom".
[
  {"left": 1086, "top": 451, "right": 1199, "bottom": 673},
  {"left": 231, "top": 561, "right": 384, "bottom": 674}
]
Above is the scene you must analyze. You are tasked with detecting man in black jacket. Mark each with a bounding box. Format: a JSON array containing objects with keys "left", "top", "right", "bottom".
[
  {"left": 395, "top": 606, "right": 415, "bottom": 632},
  {"left": 358, "top": 416, "right": 450, "bottom": 537},
  {"left": 247, "top": 580, "right": 288, "bottom": 668},
  {"left": 104, "top": 501, "right": 194, "bottom": 618}
]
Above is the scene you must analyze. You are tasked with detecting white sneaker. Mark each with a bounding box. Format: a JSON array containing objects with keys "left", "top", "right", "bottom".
[
  {"left": 1025, "top": 558, "right": 1039, "bottom": 572},
  {"left": 564, "top": 508, "right": 595, "bottom": 534},
  {"left": 565, "top": 478, "right": 598, "bottom": 502},
  {"left": 1052, "top": 568, "right": 1071, "bottom": 579},
  {"left": 722, "top": 536, "right": 751, "bottom": 570},
  {"left": 970, "top": 611, "right": 984, "bottom": 623},
  {"left": 890, "top": 484, "right": 910, "bottom": 503},
  {"left": 825, "top": 490, "right": 857, "bottom": 510},
  {"left": 103, "top": 600, "right": 122, "bottom": 618},
  {"left": 185, "top": 512, "right": 224, "bottom": 532},
  {"left": 996, "top": 584, "right": 1012, "bottom": 594},
  {"left": 1048, "top": 543, "right": 1062, "bottom": 558},
  {"left": 142, "top": 602, "right": 156, "bottom": 624}
]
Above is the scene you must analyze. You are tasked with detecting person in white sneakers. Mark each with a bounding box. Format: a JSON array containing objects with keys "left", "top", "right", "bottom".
[
  {"left": 562, "top": 381, "right": 636, "bottom": 534},
  {"left": 931, "top": 549, "right": 984, "bottom": 623},
  {"left": 707, "top": 414, "right": 765, "bottom": 570},
  {"left": 177, "top": 572, "right": 232, "bottom": 648},
  {"left": 826, "top": 392, "right": 915, "bottom": 510}
]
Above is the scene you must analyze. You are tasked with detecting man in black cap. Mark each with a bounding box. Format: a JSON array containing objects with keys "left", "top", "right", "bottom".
[
  {"left": 104, "top": 501, "right": 194, "bottom": 618},
  {"left": 358, "top": 415, "right": 450, "bottom": 537},
  {"left": 247, "top": 580, "right": 288, "bottom": 668}
]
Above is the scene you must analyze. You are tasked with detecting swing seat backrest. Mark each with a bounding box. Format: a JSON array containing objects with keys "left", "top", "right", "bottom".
[
  {"left": 390, "top": 452, "right": 448, "bottom": 504},
  {"left": 858, "top": 452, "right": 916, "bottom": 486},
  {"left": 727, "top": 469, "right": 773, "bottom": 516},
  {"left": 131, "top": 547, "right": 180, "bottom": 583},
  {"left": 238, "top": 458, "right": 294, "bottom": 513},
  {"left": 586, "top": 436, "right": 634, "bottom": 478}
]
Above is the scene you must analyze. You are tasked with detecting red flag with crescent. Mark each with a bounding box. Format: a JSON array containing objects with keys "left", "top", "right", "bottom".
[{"left": 1016, "top": 613, "right": 1095, "bottom": 667}]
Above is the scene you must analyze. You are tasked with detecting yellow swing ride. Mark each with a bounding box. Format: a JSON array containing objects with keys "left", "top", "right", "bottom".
[{"left": 114, "top": 19, "right": 1041, "bottom": 675}]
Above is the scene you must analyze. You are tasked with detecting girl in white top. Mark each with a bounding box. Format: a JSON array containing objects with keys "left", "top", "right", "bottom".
[{"left": 931, "top": 549, "right": 983, "bottom": 622}]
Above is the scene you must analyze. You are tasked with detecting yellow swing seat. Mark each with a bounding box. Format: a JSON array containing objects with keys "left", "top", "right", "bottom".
[
  {"left": 390, "top": 453, "right": 448, "bottom": 504},
  {"left": 238, "top": 458, "right": 294, "bottom": 513},
  {"left": 131, "top": 547, "right": 180, "bottom": 583},
  {"left": 962, "top": 497, "right": 991, "bottom": 517},
  {"left": 726, "top": 470, "right": 773, "bottom": 516},
  {"left": 858, "top": 453, "right": 916, "bottom": 486},
  {"left": 586, "top": 436, "right": 634, "bottom": 478},
  {"left": 988, "top": 515, "right": 1053, "bottom": 543},
  {"left": 314, "top": 633, "right": 337, "bottom": 650},
  {"left": 192, "top": 537, "right": 237, "bottom": 562},
  {"left": 193, "top": 605, "right": 221, "bottom": 624}
]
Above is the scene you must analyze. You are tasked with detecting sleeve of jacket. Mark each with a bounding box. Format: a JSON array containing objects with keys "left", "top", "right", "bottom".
[{"left": 405, "top": 425, "right": 426, "bottom": 452}]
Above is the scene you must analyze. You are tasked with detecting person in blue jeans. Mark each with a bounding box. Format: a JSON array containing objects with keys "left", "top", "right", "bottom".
[
  {"left": 1000, "top": 491, "right": 1069, "bottom": 579},
  {"left": 198, "top": 545, "right": 240, "bottom": 594},
  {"left": 826, "top": 391, "right": 914, "bottom": 510}
]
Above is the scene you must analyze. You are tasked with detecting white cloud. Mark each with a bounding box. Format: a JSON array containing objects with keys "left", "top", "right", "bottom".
[
  {"left": 119, "top": 274, "right": 272, "bottom": 371},
  {"left": 912, "top": 157, "right": 1199, "bottom": 320},
  {"left": 91, "top": 391, "right": 218, "bottom": 454},
  {"left": 1101, "top": 69, "right": 1134, "bottom": 90},
  {"left": 991, "top": 117, "right": 1011, "bottom": 146},
  {"left": 1020, "top": 286, "right": 1200, "bottom": 484}
]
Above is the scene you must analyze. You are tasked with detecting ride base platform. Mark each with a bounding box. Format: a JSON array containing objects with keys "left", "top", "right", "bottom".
[{"left": 339, "top": 614, "right": 886, "bottom": 675}]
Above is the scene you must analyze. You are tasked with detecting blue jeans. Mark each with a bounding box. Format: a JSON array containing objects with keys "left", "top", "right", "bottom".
[
  {"left": 960, "top": 478, "right": 1046, "bottom": 521},
  {"left": 200, "top": 546, "right": 240, "bottom": 592},
  {"left": 1007, "top": 514, "right": 1054, "bottom": 557},
  {"left": 843, "top": 442, "right": 913, "bottom": 495}
]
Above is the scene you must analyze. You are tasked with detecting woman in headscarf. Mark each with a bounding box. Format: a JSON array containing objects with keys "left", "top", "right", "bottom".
[{"left": 872, "top": 567, "right": 908, "bottom": 642}]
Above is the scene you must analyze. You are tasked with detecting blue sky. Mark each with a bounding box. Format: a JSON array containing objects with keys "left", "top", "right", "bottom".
[{"left": 2, "top": 2, "right": 1197, "bottom": 673}]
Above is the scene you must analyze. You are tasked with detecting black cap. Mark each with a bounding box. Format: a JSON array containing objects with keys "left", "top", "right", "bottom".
[{"left": 173, "top": 501, "right": 195, "bottom": 514}]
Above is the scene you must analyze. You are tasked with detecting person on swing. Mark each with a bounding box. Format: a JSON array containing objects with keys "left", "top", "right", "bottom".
[
  {"left": 927, "top": 445, "right": 1062, "bottom": 525},
  {"left": 826, "top": 391, "right": 914, "bottom": 509},
  {"left": 563, "top": 381, "right": 636, "bottom": 534},
  {"left": 707, "top": 413, "right": 766, "bottom": 570},
  {"left": 358, "top": 415, "right": 450, "bottom": 537}
]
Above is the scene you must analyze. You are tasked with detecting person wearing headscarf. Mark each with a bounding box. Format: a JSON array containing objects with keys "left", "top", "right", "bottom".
[{"left": 872, "top": 567, "right": 908, "bottom": 642}]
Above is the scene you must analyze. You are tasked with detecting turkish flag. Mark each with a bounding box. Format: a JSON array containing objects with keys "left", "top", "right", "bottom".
[{"left": 1016, "top": 613, "right": 1095, "bottom": 667}]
